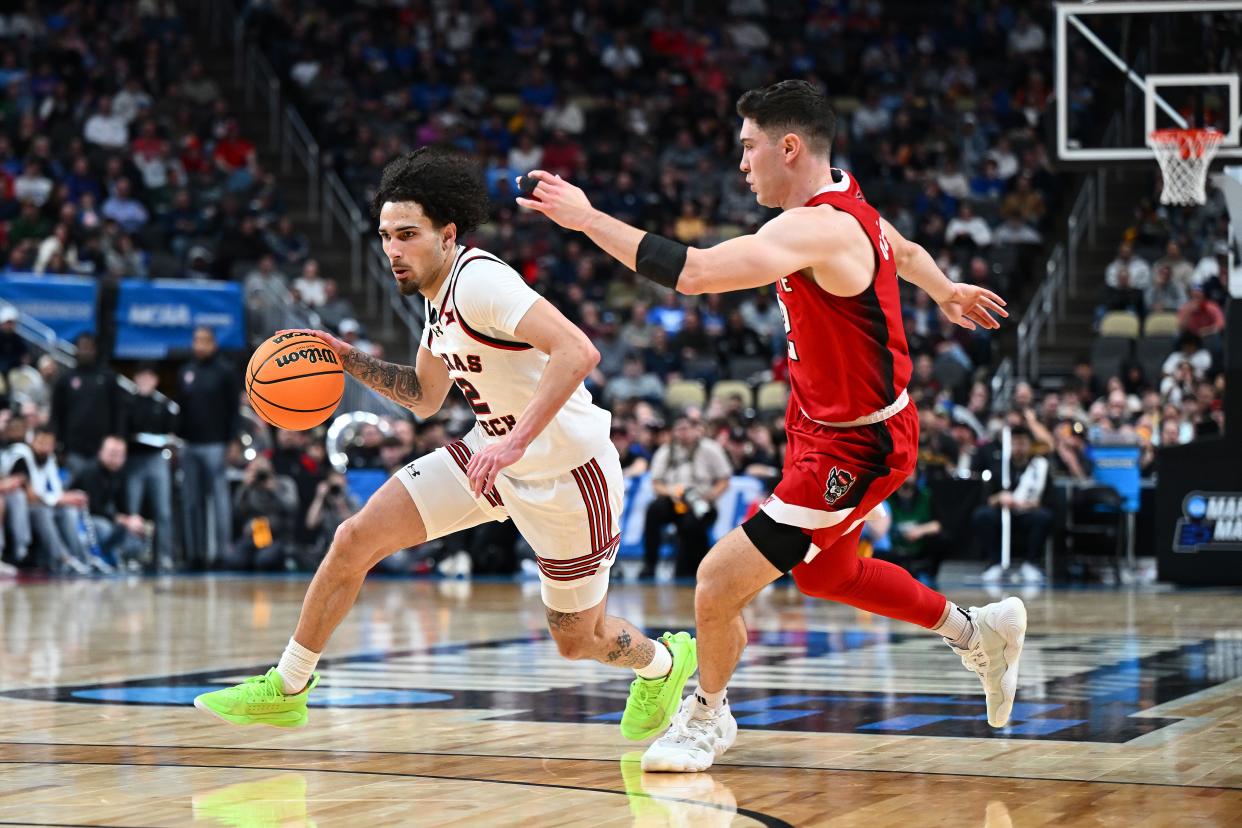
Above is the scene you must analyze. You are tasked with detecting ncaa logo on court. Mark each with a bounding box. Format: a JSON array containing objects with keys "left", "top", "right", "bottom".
[{"left": 823, "top": 467, "right": 855, "bottom": 505}]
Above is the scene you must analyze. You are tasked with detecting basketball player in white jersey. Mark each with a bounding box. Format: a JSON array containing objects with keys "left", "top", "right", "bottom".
[{"left": 194, "top": 149, "right": 697, "bottom": 741}]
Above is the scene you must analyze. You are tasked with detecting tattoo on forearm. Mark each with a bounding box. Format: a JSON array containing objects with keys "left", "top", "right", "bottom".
[{"left": 343, "top": 349, "right": 423, "bottom": 409}]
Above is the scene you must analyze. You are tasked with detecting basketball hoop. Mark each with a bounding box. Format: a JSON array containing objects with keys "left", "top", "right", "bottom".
[{"left": 1149, "top": 128, "right": 1225, "bottom": 205}]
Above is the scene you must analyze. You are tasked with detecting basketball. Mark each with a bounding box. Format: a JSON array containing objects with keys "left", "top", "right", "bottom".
[{"left": 245, "top": 332, "right": 345, "bottom": 430}]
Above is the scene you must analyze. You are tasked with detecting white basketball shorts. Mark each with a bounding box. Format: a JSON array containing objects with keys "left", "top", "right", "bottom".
[{"left": 395, "top": 432, "right": 623, "bottom": 613}]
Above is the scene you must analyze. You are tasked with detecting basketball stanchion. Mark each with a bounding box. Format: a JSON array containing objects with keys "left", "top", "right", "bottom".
[{"left": 999, "top": 425, "right": 1012, "bottom": 574}]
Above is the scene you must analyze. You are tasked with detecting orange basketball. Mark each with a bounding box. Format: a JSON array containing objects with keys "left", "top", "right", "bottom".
[{"left": 245, "top": 332, "right": 345, "bottom": 430}]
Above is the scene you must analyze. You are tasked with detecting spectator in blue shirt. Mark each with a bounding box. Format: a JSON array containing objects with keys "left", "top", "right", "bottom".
[{"left": 101, "top": 177, "right": 149, "bottom": 234}]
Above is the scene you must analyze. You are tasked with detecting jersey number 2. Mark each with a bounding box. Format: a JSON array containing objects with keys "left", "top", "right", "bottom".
[
  {"left": 775, "top": 292, "right": 799, "bottom": 361},
  {"left": 454, "top": 377, "right": 492, "bottom": 415}
]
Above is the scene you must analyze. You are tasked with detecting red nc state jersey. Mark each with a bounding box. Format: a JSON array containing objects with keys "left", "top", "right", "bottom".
[{"left": 775, "top": 170, "right": 912, "bottom": 425}]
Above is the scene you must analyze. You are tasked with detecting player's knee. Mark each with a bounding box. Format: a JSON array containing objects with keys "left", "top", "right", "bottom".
[
  {"left": 327, "top": 517, "right": 376, "bottom": 568},
  {"left": 694, "top": 562, "right": 743, "bottom": 622},
  {"left": 548, "top": 626, "right": 595, "bottom": 660},
  {"left": 545, "top": 608, "right": 599, "bottom": 660},
  {"left": 550, "top": 631, "right": 592, "bottom": 660}
]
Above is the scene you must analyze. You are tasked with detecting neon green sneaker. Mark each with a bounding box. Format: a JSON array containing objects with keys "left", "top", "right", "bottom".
[
  {"left": 192, "top": 773, "right": 317, "bottom": 827},
  {"left": 620, "top": 631, "right": 697, "bottom": 741},
  {"left": 193, "top": 668, "right": 319, "bottom": 728}
]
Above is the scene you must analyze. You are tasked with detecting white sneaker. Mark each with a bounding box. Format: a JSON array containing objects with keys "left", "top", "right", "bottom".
[
  {"left": 949, "top": 597, "right": 1027, "bottom": 727},
  {"left": 0, "top": 561, "right": 16, "bottom": 578},
  {"left": 1019, "top": 562, "right": 1045, "bottom": 585},
  {"left": 641, "top": 694, "right": 738, "bottom": 773},
  {"left": 980, "top": 563, "right": 1004, "bottom": 584},
  {"left": 87, "top": 554, "right": 116, "bottom": 575},
  {"left": 60, "top": 554, "right": 92, "bottom": 576},
  {"left": 437, "top": 550, "right": 472, "bottom": 579}
]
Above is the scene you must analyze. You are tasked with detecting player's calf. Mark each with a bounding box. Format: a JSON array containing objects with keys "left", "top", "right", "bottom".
[{"left": 546, "top": 607, "right": 653, "bottom": 667}]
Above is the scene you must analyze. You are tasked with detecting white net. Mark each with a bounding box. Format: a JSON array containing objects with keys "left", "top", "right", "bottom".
[{"left": 1150, "top": 129, "right": 1224, "bottom": 206}]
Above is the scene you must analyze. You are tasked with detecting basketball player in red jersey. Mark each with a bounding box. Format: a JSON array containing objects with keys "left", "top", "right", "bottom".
[{"left": 521, "top": 80, "right": 1027, "bottom": 772}]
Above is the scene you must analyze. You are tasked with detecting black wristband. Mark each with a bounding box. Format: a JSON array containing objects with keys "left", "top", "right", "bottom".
[{"left": 635, "top": 233, "right": 688, "bottom": 290}]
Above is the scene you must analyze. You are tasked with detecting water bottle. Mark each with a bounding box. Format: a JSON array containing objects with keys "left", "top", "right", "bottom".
[{"left": 76, "top": 511, "right": 104, "bottom": 562}]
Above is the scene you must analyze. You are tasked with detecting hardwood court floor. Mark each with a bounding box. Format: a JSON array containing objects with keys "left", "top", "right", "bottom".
[{"left": 0, "top": 576, "right": 1239, "bottom": 826}]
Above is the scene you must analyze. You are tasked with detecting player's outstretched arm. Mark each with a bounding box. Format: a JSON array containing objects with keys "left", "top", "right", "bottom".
[
  {"left": 517, "top": 170, "right": 817, "bottom": 295},
  {"left": 879, "top": 219, "right": 1009, "bottom": 331},
  {"left": 276, "top": 328, "right": 452, "bottom": 417}
]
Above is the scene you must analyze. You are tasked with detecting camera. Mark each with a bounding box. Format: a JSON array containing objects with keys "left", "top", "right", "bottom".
[
  {"left": 683, "top": 490, "right": 712, "bottom": 520},
  {"left": 327, "top": 482, "right": 342, "bottom": 496},
  {"left": 254, "top": 469, "right": 272, "bottom": 484}
]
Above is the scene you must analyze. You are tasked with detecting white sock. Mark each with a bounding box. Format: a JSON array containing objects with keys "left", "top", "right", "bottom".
[
  {"left": 634, "top": 637, "right": 673, "bottom": 679},
  {"left": 276, "top": 637, "right": 320, "bottom": 694},
  {"left": 693, "top": 684, "right": 727, "bottom": 711},
  {"left": 935, "top": 602, "right": 976, "bottom": 650}
]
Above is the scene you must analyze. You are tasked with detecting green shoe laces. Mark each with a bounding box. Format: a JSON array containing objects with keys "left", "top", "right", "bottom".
[{"left": 237, "top": 669, "right": 286, "bottom": 700}]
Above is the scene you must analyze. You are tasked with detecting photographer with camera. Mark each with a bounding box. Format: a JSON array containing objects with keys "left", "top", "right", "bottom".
[
  {"left": 231, "top": 456, "right": 299, "bottom": 571},
  {"left": 641, "top": 413, "right": 731, "bottom": 579},
  {"left": 303, "top": 471, "right": 359, "bottom": 566}
]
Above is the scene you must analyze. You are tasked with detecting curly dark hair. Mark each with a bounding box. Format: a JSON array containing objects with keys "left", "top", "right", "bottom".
[
  {"left": 369, "top": 147, "right": 491, "bottom": 234},
  {"left": 736, "top": 79, "right": 836, "bottom": 157}
]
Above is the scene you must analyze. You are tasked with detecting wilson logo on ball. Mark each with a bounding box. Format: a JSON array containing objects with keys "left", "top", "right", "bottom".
[{"left": 274, "top": 347, "right": 339, "bottom": 368}]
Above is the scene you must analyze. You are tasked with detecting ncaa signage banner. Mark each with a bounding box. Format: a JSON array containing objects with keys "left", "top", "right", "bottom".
[
  {"left": 1174, "top": 491, "right": 1242, "bottom": 553},
  {"left": 114, "top": 279, "right": 245, "bottom": 358},
  {"left": 0, "top": 273, "right": 97, "bottom": 342},
  {"left": 618, "top": 473, "right": 765, "bottom": 560}
]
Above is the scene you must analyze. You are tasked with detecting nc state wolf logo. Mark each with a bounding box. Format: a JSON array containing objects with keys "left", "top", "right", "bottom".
[{"left": 824, "top": 467, "right": 856, "bottom": 505}]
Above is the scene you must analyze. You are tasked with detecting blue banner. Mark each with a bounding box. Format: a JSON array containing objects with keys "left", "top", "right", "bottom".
[
  {"left": 1088, "top": 445, "right": 1142, "bottom": 513},
  {"left": 618, "top": 474, "right": 766, "bottom": 560},
  {"left": 114, "top": 279, "right": 245, "bottom": 358},
  {"left": 0, "top": 273, "right": 97, "bottom": 342}
]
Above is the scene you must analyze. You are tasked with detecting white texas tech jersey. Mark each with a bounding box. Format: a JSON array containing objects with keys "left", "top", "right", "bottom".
[{"left": 422, "top": 245, "right": 611, "bottom": 479}]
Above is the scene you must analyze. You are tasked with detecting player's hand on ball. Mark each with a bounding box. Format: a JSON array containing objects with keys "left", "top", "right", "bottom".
[
  {"left": 515, "top": 170, "right": 595, "bottom": 231},
  {"left": 937, "top": 284, "right": 1008, "bottom": 331},
  {"left": 275, "top": 328, "right": 350, "bottom": 357},
  {"left": 466, "top": 435, "right": 527, "bottom": 498}
]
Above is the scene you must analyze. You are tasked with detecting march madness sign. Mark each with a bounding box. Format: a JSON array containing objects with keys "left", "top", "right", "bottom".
[{"left": 1174, "top": 491, "right": 1242, "bottom": 553}]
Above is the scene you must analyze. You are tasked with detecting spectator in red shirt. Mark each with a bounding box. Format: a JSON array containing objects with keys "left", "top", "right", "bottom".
[
  {"left": 179, "top": 134, "right": 210, "bottom": 175},
  {"left": 1178, "top": 284, "right": 1226, "bottom": 339},
  {"left": 212, "top": 120, "right": 258, "bottom": 192},
  {"left": 131, "top": 119, "right": 166, "bottom": 160},
  {"left": 540, "top": 129, "right": 582, "bottom": 179}
]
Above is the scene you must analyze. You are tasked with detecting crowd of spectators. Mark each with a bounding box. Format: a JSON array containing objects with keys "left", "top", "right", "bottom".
[
  {"left": 0, "top": 1, "right": 334, "bottom": 326},
  {"left": 243, "top": 0, "right": 1067, "bottom": 365}
]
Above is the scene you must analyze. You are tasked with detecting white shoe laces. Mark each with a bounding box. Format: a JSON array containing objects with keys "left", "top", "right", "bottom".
[
  {"left": 959, "top": 646, "right": 991, "bottom": 676},
  {"left": 665, "top": 703, "right": 719, "bottom": 746}
]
